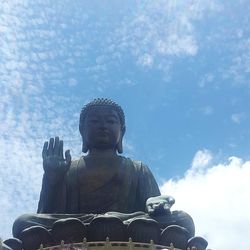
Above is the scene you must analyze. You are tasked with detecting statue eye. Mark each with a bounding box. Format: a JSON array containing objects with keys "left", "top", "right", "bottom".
[{"left": 106, "top": 116, "right": 119, "bottom": 124}]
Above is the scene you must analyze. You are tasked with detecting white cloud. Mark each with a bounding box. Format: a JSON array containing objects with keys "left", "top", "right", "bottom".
[
  {"left": 123, "top": 139, "right": 135, "bottom": 156},
  {"left": 68, "top": 78, "right": 78, "bottom": 86},
  {"left": 198, "top": 74, "right": 214, "bottom": 88},
  {"left": 231, "top": 113, "right": 246, "bottom": 124},
  {"left": 137, "top": 53, "right": 154, "bottom": 67},
  {"left": 160, "top": 150, "right": 250, "bottom": 250},
  {"left": 200, "top": 106, "right": 214, "bottom": 116},
  {"left": 189, "top": 149, "right": 213, "bottom": 174},
  {"left": 112, "top": 0, "right": 222, "bottom": 69},
  {"left": 227, "top": 38, "right": 250, "bottom": 86}
]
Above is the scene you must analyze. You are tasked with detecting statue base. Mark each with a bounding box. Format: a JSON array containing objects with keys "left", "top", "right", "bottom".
[{"left": 39, "top": 238, "right": 181, "bottom": 250}]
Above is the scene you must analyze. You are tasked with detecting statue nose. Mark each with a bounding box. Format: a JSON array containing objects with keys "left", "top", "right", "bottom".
[{"left": 98, "top": 120, "right": 108, "bottom": 129}]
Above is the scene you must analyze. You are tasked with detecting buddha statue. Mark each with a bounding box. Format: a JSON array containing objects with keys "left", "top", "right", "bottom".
[{"left": 9, "top": 98, "right": 207, "bottom": 250}]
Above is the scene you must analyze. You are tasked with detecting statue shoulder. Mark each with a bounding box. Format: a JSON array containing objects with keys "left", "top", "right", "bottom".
[
  {"left": 124, "top": 157, "right": 161, "bottom": 197},
  {"left": 122, "top": 157, "right": 151, "bottom": 173}
]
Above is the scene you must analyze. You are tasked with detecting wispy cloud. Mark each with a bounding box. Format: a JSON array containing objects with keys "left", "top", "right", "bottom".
[
  {"left": 231, "top": 113, "right": 246, "bottom": 124},
  {"left": 111, "top": 0, "right": 222, "bottom": 70},
  {"left": 200, "top": 106, "right": 214, "bottom": 116},
  {"left": 198, "top": 74, "right": 214, "bottom": 88},
  {"left": 0, "top": 2, "right": 88, "bottom": 234},
  {"left": 160, "top": 150, "right": 250, "bottom": 250},
  {"left": 226, "top": 38, "right": 250, "bottom": 86},
  {"left": 0, "top": 82, "right": 84, "bottom": 238}
]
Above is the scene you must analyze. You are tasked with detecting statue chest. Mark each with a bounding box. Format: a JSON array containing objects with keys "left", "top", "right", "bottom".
[
  {"left": 75, "top": 157, "right": 134, "bottom": 213},
  {"left": 77, "top": 164, "right": 121, "bottom": 193},
  {"left": 78, "top": 173, "right": 121, "bottom": 211},
  {"left": 77, "top": 159, "right": 122, "bottom": 195}
]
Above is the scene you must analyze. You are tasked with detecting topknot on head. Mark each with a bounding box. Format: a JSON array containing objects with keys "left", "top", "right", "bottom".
[{"left": 79, "top": 98, "right": 125, "bottom": 132}]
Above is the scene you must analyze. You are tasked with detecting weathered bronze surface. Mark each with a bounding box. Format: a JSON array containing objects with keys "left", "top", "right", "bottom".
[{"left": 10, "top": 98, "right": 205, "bottom": 250}]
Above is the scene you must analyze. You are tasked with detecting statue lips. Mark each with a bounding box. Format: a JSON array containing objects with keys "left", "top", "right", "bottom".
[
  {"left": 97, "top": 131, "right": 109, "bottom": 136},
  {"left": 95, "top": 131, "right": 111, "bottom": 145},
  {"left": 96, "top": 131, "right": 110, "bottom": 140}
]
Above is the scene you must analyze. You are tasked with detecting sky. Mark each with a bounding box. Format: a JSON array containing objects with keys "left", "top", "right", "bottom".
[{"left": 0, "top": 0, "right": 250, "bottom": 249}]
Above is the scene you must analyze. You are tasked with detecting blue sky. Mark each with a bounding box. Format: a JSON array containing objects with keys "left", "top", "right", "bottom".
[{"left": 0, "top": 1, "right": 250, "bottom": 249}]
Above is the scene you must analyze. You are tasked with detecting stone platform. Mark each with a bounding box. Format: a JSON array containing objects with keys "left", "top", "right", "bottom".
[{"left": 39, "top": 238, "right": 181, "bottom": 250}]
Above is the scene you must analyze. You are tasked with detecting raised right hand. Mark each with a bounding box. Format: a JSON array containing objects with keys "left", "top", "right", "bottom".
[{"left": 42, "top": 137, "right": 71, "bottom": 184}]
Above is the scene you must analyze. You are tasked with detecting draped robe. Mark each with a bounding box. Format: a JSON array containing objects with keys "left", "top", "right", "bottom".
[{"left": 37, "top": 156, "right": 161, "bottom": 214}]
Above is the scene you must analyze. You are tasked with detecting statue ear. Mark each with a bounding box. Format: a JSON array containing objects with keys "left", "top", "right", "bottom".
[
  {"left": 82, "top": 139, "right": 88, "bottom": 153},
  {"left": 117, "top": 140, "right": 123, "bottom": 154},
  {"left": 80, "top": 126, "right": 88, "bottom": 153},
  {"left": 117, "top": 126, "right": 126, "bottom": 154}
]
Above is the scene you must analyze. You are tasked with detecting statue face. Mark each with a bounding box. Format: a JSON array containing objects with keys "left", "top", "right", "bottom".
[{"left": 83, "top": 106, "right": 123, "bottom": 151}]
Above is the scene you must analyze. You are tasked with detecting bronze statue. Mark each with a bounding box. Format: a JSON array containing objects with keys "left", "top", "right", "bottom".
[
  {"left": 37, "top": 98, "right": 160, "bottom": 213},
  {"left": 9, "top": 98, "right": 207, "bottom": 250}
]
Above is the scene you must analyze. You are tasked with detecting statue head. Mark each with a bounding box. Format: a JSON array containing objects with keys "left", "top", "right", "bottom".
[{"left": 79, "top": 98, "right": 126, "bottom": 154}]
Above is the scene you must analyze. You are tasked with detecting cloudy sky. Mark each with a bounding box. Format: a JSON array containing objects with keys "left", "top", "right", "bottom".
[{"left": 0, "top": 0, "right": 249, "bottom": 249}]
